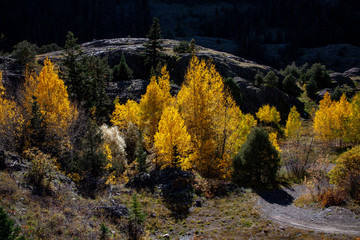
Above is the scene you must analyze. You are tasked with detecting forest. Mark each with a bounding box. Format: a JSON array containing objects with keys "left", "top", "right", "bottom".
[{"left": 0, "top": 3, "right": 360, "bottom": 239}]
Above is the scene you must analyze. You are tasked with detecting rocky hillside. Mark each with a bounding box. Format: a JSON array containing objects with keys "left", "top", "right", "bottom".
[{"left": 34, "top": 38, "right": 302, "bottom": 116}]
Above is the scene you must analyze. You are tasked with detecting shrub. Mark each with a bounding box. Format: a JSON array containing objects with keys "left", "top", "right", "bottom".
[
  {"left": 318, "top": 187, "right": 347, "bottom": 207},
  {"left": 173, "top": 41, "right": 190, "bottom": 54},
  {"left": 329, "top": 146, "right": 360, "bottom": 202},
  {"left": 38, "top": 43, "right": 61, "bottom": 54},
  {"left": 100, "top": 124, "right": 127, "bottom": 182},
  {"left": 160, "top": 168, "right": 194, "bottom": 218},
  {"left": 24, "top": 148, "right": 58, "bottom": 195},
  {"left": 232, "top": 127, "right": 280, "bottom": 187},
  {"left": 12, "top": 40, "right": 38, "bottom": 66}
]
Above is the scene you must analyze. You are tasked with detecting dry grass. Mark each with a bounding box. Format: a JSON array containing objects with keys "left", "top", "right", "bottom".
[{"left": 0, "top": 169, "right": 355, "bottom": 240}]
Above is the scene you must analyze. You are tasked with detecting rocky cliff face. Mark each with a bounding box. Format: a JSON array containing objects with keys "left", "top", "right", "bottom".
[{"left": 4, "top": 38, "right": 305, "bottom": 115}]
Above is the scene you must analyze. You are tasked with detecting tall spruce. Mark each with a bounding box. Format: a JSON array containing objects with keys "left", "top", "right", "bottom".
[
  {"left": 79, "top": 56, "right": 111, "bottom": 122},
  {"left": 143, "top": 17, "right": 163, "bottom": 72},
  {"left": 62, "top": 31, "right": 83, "bottom": 102}
]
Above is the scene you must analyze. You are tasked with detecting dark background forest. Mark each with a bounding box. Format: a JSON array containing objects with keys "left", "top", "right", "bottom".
[{"left": 0, "top": 0, "right": 359, "bottom": 67}]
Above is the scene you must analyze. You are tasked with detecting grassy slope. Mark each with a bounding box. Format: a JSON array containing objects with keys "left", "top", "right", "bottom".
[{"left": 0, "top": 170, "right": 353, "bottom": 239}]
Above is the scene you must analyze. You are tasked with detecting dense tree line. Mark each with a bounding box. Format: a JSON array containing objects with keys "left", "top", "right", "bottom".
[{"left": 0, "top": 0, "right": 358, "bottom": 56}]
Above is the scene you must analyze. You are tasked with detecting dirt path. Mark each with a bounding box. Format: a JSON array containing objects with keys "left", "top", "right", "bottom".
[{"left": 257, "top": 185, "right": 360, "bottom": 236}]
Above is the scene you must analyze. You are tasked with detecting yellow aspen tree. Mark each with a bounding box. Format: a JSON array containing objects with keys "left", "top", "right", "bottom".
[
  {"left": 139, "top": 65, "right": 173, "bottom": 148},
  {"left": 111, "top": 100, "right": 140, "bottom": 129},
  {"left": 0, "top": 71, "right": 24, "bottom": 151},
  {"left": 154, "top": 105, "right": 192, "bottom": 170},
  {"left": 313, "top": 92, "right": 334, "bottom": 141},
  {"left": 332, "top": 94, "right": 351, "bottom": 143},
  {"left": 348, "top": 93, "right": 360, "bottom": 143},
  {"left": 285, "top": 106, "right": 302, "bottom": 139},
  {"left": 177, "top": 56, "right": 249, "bottom": 178},
  {"left": 256, "top": 104, "right": 280, "bottom": 125},
  {"left": 22, "top": 58, "right": 77, "bottom": 150}
]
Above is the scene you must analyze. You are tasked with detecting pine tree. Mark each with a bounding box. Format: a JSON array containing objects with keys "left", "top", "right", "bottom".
[
  {"left": 263, "top": 71, "right": 279, "bottom": 88},
  {"left": 61, "top": 31, "right": 83, "bottom": 101},
  {"left": 79, "top": 56, "right": 111, "bottom": 122},
  {"left": 0, "top": 207, "right": 25, "bottom": 240},
  {"left": 232, "top": 127, "right": 280, "bottom": 187},
  {"left": 113, "top": 53, "right": 133, "bottom": 81},
  {"left": 128, "top": 194, "right": 145, "bottom": 240},
  {"left": 27, "top": 96, "right": 46, "bottom": 150},
  {"left": 143, "top": 17, "right": 163, "bottom": 71}
]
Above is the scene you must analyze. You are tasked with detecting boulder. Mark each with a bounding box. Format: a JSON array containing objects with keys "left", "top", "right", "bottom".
[{"left": 0, "top": 149, "right": 28, "bottom": 171}]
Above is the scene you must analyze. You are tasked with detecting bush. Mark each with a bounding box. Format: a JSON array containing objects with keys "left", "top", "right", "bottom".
[
  {"left": 38, "top": 43, "right": 61, "bottom": 54},
  {"left": 113, "top": 53, "right": 133, "bottom": 81},
  {"left": 160, "top": 168, "right": 194, "bottom": 218},
  {"left": 329, "top": 146, "right": 360, "bottom": 202},
  {"left": 318, "top": 187, "right": 347, "bottom": 207},
  {"left": 24, "top": 148, "right": 58, "bottom": 195},
  {"left": 0, "top": 207, "right": 25, "bottom": 240},
  {"left": 232, "top": 127, "right": 280, "bottom": 187},
  {"left": 12, "top": 40, "right": 38, "bottom": 65},
  {"left": 173, "top": 41, "right": 190, "bottom": 54}
]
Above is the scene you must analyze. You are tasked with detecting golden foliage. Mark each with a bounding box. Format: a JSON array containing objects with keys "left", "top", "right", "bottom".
[
  {"left": 22, "top": 59, "right": 78, "bottom": 152},
  {"left": 177, "top": 56, "right": 255, "bottom": 178},
  {"left": 154, "top": 105, "right": 192, "bottom": 170},
  {"left": 256, "top": 104, "right": 280, "bottom": 125},
  {"left": 285, "top": 106, "right": 302, "bottom": 139},
  {"left": 139, "top": 65, "right": 173, "bottom": 148},
  {"left": 111, "top": 100, "right": 140, "bottom": 130},
  {"left": 22, "top": 58, "right": 78, "bottom": 150},
  {"left": 329, "top": 145, "right": 360, "bottom": 201},
  {"left": 313, "top": 92, "right": 354, "bottom": 143},
  {"left": 0, "top": 71, "right": 24, "bottom": 150}
]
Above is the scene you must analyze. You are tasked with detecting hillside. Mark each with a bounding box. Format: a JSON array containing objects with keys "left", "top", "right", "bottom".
[{"left": 1, "top": 36, "right": 360, "bottom": 240}]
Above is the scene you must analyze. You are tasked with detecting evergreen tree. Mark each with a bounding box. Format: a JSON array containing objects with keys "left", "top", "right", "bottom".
[
  {"left": 282, "top": 74, "right": 301, "bottom": 97},
  {"left": 28, "top": 96, "right": 46, "bottom": 150},
  {"left": 224, "top": 77, "right": 243, "bottom": 106},
  {"left": 232, "top": 127, "right": 280, "bottom": 187},
  {"left": 79, "top": 56, "right": 111, "bottom": 122},
  {"left": 143, "top": 17, "right": 163, "bottom": 71},
  {"left": 113, "top": 53, "right": 133, "bottom": 81},
  {"left": 61, "top": 31, "right": 83, "bottom": 102},
  {"left": 263, "top": 70, "right": 279, "bottom": 88},
  {"left": 12, "top": 40, "right": 37, "bottom": 66},
  {"left": 254, "top": 70, "right": 264, "bottom": 86},
  {"left": 128, "top": 194, "right": 145, "bottom": 240},
  {"left": 0, "top": 207, "right": 25, "bottom": 240}
]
